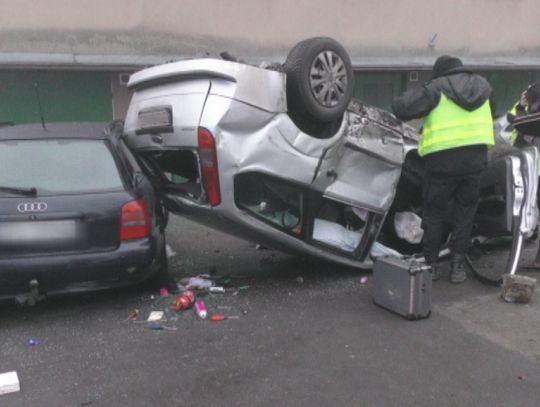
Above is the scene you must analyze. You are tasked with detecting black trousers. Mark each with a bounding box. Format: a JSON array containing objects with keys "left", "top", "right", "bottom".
[{"left": 422, "top": 171, "right": 482, "bottom": 264}]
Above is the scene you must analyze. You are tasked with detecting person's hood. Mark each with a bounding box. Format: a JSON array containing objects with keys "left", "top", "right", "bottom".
[{"left": 431, "top": 72, "right": 492, "bottom": 112}]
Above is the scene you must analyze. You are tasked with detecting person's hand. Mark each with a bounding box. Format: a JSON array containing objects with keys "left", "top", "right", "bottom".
[{"left": 519, "top": 90, "right": 529, "bottom": 107}]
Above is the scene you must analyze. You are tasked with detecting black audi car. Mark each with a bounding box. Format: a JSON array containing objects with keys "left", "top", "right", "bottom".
[{"left": 0, "top": 122, "right": 170, "bottom": 301}]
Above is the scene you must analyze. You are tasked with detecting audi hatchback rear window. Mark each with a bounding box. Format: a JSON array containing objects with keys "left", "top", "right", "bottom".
[{"left": 0, "top": 139, "right": 124, "bottom": 195}]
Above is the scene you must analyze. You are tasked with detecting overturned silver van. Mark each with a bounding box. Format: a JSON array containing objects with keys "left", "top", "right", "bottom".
[{"left": 123, "top": 38, "right": 538, "bottom": 273}]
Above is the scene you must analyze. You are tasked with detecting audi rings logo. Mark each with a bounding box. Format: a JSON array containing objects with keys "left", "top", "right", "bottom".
[{"left": 17, "top": 202, "right": 48, "bottom": 213}]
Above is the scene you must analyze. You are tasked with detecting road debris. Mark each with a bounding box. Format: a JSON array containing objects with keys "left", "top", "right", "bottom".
[
  {"left": 296, "top": 276, "right": 304, "bottom": 284},
  {"left": 501, "top": 274, "right": 537, "bottom": 304},
  {"left": 159, "top": 288, "right": 170, "bottom": 297},
  {"left": 0, "top": 371, "right": 20, "bottom": 395},
  {"left": 147, "top": 311, "right": 164, "bottom": 322},
  {"left": 211, "top": 315, "right": 226, "bottom": 322},
  {"left": 360, "top": 276, "right": 369, "bottom": 285},
  {"left": 27, "top": 337, "right": 39, "bottom": 346},
  {"left": 194, "top": 300, "right": 208, "bottom": 319},
  {"left": 165, "top": 244, "right": 177, "bottom": 258},
  {"left": 146, "top": 322, "right": 178, "bottom": 331},
  {"left": 209, "top": 286, "right": 225, "bottom": 294},
  {"left": 171, "top": 291, "right": 195, "bottom": 311},
  {"left": 179, "top": 276, "right": 214, "bottom": 290},
  {"left": 126, "top": 310, "right": 139, "bottom": 321}
]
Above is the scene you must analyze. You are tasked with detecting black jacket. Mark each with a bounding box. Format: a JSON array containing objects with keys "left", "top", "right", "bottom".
[{"left": 392, "top": 72, "right": 493, "bottom": 176}]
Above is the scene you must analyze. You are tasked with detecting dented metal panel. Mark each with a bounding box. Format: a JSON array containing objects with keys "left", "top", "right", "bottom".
[
  {"left": 200, "top": 96, "right": 322, "bottom": 187},
  {"left": 124, "top": 79, "right": 211, "bottom": 149},
  {"left": 128, "top": 59, "right": 287, "bottom": 113},
  {"left": 311, "top": 103, "right": 405, "bottom": 212}
]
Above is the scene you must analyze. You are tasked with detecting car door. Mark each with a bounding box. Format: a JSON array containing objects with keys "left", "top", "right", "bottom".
[{"left": 304, "top": 101, "right": 407, "bottom": 260}]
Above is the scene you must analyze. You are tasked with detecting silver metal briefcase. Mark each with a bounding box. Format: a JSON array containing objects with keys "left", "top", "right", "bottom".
[{"left": 373, "top": 256, "right": 432, "bottom": 320}]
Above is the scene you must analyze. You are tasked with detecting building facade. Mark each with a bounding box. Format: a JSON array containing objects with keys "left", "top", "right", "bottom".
[{"left": 1, "top": 0, "right": 539, "bottom": 123}]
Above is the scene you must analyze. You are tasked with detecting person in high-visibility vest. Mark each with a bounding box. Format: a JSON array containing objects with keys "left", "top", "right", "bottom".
[
  {"left": 393, "top": 55, "right": 494, "bottom": 283},
  {"left": 508, "top": 83, "right": 540, "bottom": 146}
]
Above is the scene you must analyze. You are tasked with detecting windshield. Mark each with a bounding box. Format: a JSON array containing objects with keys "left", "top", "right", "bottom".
[{"left": 0, "top": 139, "right": 124, "bottom": 195}]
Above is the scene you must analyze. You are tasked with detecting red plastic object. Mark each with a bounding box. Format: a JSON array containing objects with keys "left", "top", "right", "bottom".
[
  {"left": 171, "top": 290, "right": 195, "bottom": 311},
  {"left": 211, "top": 315, "right": 226, "bottom": 321},
  {"left": 198, "top": 127, "right": 221, "bottom": 207}
]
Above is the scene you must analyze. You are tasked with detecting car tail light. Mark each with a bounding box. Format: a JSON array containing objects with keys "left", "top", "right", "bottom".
[
  {"left": 120, "top": 199, "right": 151, "bottom": 240},
  {"left": 198, "top": 127, "right": 221, "bottom": 206}
]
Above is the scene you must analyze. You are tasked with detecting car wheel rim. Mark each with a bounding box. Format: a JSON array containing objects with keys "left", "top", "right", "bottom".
[{"left": 309, "top": 51, "right": 348, "bottom": 107}]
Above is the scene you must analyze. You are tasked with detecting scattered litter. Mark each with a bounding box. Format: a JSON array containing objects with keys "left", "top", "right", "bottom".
[
  {"left": 0, "top": 371, "right": 20, "bottom": 395},
  {"left": 501, "top": 274, "right": 536, "bottom": 304},
  {"left": 194, "top": 300, "right": 208, "bottom": 319},
  {"left": 27, "top": 337, "right": 39, "bottom": 347},
  {"left": 211, "top": 315, "right": 226, "bottom": 322},
  {"left": 147, "top": 311, "right": 164, "bottom": 322},
  {"left": 126, "top": 310, "right": 139, "bottom": 321},
  {"left": 360, "top": 276, "right": 369, "bottom": 285},
  {"left": 146, "top": 322, "right": 178, "bottom": 331},
  {"left": 179, "top": 276, "right": 214, "bottom": 290},
  {"left": 394, "top": 211, "right": 423, "bottom": 244},
  {"left": 226, "top": 315, "right": 240, "bottom": 320},
  {"left": 217, "top": 305, "right": 232, "bottom": 310},
  {"left": 172, "top": 291, "right": 195, "bottom": 311},
  {"left": 242, "top": 310, "right": 249, "bottom": 315},
  {"left": 209, "top": 286, "right": 225, "bottom": 294},
  {"left": 166, "top": 244, "right": 177, "bottom": 258},
  {"left": 232, "top": 285, "right": 250, "bottom": 296},
  {"left": 159, "top": 288, "right": 170, "bottom": 297},
  {"left": 296, "top": 276, "right": 304, "bottom": 284},
  {"left": 255, "top": 244, "right": 268, "bottom": 250},
  {"left": 518, "top": 375, "right": 525, "bottom": 380}
]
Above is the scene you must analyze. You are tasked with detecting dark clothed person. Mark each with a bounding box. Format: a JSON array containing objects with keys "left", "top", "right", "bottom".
[{"left": 392, "top": 56, "right": 494, "bottom": 283}]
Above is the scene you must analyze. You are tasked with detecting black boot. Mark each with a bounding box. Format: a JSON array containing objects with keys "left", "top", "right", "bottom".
[{"left": 450, "top": 254, "right": 467, "bottom": 284}]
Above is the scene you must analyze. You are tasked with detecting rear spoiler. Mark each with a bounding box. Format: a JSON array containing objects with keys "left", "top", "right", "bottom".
[{"left": 128, "top": 58, "right": 287, "bottom": 114}]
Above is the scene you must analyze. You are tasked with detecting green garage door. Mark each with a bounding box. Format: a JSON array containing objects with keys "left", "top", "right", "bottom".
[
  {"left": 354, "top": 72, "right": 403, "bottom": 112},
  {"left": 0, "top": 70, "right": 112, "bottom": 124},
  {"left": 480, "top": 71, "right": 536, "bottom": 117}
]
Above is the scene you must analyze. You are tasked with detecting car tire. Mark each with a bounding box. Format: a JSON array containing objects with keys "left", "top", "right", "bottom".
[
  {"left": 146, "top": 241, "right": 176, "bottom": 291},
  {"left": 285, "top": 37, "right": 354, "bottom": 124}
]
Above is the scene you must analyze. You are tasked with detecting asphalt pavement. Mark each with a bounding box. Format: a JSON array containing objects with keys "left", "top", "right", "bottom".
[{"left": 1, "top": 216, "right": 540, "bottom": 407}]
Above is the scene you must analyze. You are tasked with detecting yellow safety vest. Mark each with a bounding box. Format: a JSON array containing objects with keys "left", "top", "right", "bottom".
[
  {"left": 509, "top": 103, "right": 519, "bottom": 142},
  {"left": 419, "top": 94, "right": 494, "bottom": 157},
  {"left": 509, "top": 102, "right": 540, "bottom": 175}
]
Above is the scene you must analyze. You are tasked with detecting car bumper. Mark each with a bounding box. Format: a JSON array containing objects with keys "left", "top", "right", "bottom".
[{"left": 0, "top": 236, "right": 164, "bottom": 299}]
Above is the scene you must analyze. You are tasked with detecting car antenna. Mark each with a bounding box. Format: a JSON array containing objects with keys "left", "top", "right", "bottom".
[{"left": 33, "top": 83, "right": 46, "bottom": 130}]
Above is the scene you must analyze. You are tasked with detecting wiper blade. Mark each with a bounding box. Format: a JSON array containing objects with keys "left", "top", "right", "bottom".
[{"left": 0, "top": 186, "right": 37, "bottom": 196}]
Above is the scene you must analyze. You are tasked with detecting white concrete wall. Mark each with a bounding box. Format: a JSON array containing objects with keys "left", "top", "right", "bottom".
[{"left": 0, "top": 0, "right": 538, "bottom": 59}]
